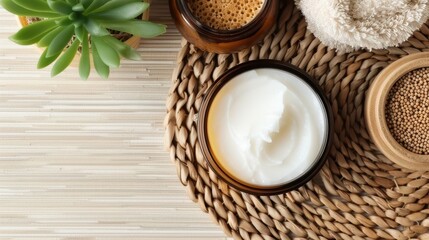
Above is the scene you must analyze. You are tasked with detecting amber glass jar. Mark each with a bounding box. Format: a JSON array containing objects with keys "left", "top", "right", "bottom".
[{"left": 169, "top": 0, "right": 279, "bottom": 53}]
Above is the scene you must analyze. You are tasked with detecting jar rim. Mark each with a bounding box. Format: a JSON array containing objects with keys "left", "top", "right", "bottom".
[{"left": 177, "top": 0, "right": 272, "bottom": 41}]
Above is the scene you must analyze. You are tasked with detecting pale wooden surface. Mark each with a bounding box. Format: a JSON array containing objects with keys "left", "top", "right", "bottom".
[{"left": 0, "top": 1, "right": 228, "bottom": 239}]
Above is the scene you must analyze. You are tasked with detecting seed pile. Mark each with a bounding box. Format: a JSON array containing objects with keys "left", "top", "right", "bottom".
[
  {"left": 188, "top": 0, "right": 264, "bottom": 30},
  {"left": 385, "top": 68, "right": 429, "bottom": 155}
]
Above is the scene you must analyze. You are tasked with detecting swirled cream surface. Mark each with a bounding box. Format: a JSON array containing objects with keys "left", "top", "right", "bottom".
[{"left": 207, "top": 69, "right": 327, "bottom": 186}]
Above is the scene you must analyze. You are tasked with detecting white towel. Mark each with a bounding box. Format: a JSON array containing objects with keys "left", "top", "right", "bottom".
[{"left": 295, "top": 0, "right": 429, "bottom": 52}]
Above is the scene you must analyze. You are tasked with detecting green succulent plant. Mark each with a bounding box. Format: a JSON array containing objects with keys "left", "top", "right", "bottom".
[{"left": 0, "top": 0, "right": 167, "bottom": 79}]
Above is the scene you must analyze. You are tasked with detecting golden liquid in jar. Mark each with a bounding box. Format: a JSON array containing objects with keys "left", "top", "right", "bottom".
[{"left": 187, "top": 0, "right": 265, "bottom": 30}]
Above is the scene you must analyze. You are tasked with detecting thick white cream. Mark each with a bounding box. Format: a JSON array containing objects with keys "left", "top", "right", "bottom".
[{"left": 207, "top": 69, "right": 327, "bottom": 186}]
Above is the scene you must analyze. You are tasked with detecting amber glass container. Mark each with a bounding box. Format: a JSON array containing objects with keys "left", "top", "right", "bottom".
[
  {"left": 198, "top": 60, "right": 334, "bottom": 195},
  {"left": 169, "top": 0, "right": 279, "bottom": 53}
]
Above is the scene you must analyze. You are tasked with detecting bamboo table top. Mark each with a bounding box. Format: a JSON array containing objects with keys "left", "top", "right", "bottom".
[{"left": 0, "top": 1, "right": 228, "bottom": 239}]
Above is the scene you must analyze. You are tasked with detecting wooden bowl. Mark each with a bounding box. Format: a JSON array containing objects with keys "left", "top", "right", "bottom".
[{"left": 365, "top": 52, "right": 429, "bottom": 171}]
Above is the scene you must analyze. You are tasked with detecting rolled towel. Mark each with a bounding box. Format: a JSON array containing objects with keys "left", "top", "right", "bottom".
[{"left": 295, "top": 0, "right": 429, "bottom": 52}]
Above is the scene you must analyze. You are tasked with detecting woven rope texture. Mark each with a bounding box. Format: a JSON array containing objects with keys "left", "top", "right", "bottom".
[{"left": 165, "top": 1, "right": 429, "bottom": 239}]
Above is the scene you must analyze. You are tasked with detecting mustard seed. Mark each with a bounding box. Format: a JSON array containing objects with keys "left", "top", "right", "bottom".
[{"left": 385, "top": 67, "right": 429, "bottom": 155}]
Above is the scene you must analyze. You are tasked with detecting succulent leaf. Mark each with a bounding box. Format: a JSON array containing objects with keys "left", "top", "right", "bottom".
[
  {"left": 37, "top": 27, "right": 63, "bottom": 47},
  {"left": 37, "top": 47, "right": 61, "bottom": 69},
  {"left": 46, "top": 24, "right": 75, "bottom": 57},
  {"left": 102, "top": 20, "right": 167, "bottom": 38},
  {"left": 47, "top": 0, "right": 73, "bottom": 15},
  {"left": 81, "top": 0, "right": 92, "bottom": 9},
  {"left": 4, "top": 0, "right": 166, "bottom": 79},
  {"left": 89, "top": 0, "right": 146, "bottom": 15},
  {"left": 92, "top": 36, "right": 120, "bottom": 68},
  {"left": 74, "top": 25, "right": 85, "bottom": 42},
  {"left": 92, "top": 43, "right": 110, "bottom": 79},
  {"left": 103, "top": 36, "right": 141, "bottom": 61},
  {"left": 84, "top": 19, "right": 109, "bottom": 36},
  {"left": 72, "top": 3, "right": 84, "bottom": 12},
  {"left": 79, "top": 31, "right": 90, "bottom": 80},
  {"left": 0, "top": 0, "right": 61, "bottom": 18},
  {"left": 83, "top": 0, "right": 110, "bottom": 15},
  {"left": 68, "top": 12, "right": 79, "bottom": 21},
  {"left": 66, "top": 0, "right": 79, "bottom": 5},
  {"left": 91, "top": 2, "right": 147, "bottom": 21},
  {"left": 55, "top": 17, "right": 73, "bottom": 26},
  {"left": 51, "top": 38, "right": 80, "bottom": 77},
  {"left": 12, "top": 0, "right": 55, "bottom": 13},
  {"left": 9, "top": 18, "right": 59, "bottom": 45}
]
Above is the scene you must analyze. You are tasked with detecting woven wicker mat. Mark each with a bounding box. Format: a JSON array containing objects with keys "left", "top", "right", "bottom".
[{"left": 164, "top": 1, "right": 429, "bottom": 239}]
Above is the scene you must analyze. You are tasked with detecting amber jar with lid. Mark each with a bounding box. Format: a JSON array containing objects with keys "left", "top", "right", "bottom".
[{"left": 169, "top": 0, "right": 279, "bottom": 54}]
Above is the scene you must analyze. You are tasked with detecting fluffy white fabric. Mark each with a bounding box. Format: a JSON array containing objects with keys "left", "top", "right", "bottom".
[{"left": 295, "top": 0, "right": 429, "bottom": 52}]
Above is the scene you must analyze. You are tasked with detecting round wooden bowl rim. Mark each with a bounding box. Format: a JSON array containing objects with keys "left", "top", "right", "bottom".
[{"left": 365, "top": 52, "right": 429, "bottom": 170}]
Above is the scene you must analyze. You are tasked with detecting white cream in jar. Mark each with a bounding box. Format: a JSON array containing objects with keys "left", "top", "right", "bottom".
[{"left": 207, "top": 69, "right": 327, "bottom": 186}]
